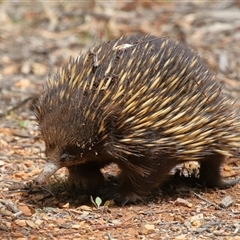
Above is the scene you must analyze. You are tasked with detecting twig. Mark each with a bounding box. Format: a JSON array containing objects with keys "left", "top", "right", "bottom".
[
  {"left": 193, "top": 192, "right": 222, "bottom": 210},
  {"left": 0, "top": 199, "right": 19, "bottom": 213},
  {"left": 158, "top": 221, "right": 179, "bottom": 226},
  {"left": 92, "top": 223, "right": 134, "bottom": 231},
  {"left": 13, "top": 211, "right": 24, "bottom": 218},
  {"left": 106, "top": 233, "right": 113, "bottom": 240},
  {"left": 0, "top": 95, "right": 37, "bottom": 118},
  {"left": 234, "top": 225, "right": 239, "bottom": 235},
  {"left": 0, "top": 225, "right": 9, "bottom": 232}
]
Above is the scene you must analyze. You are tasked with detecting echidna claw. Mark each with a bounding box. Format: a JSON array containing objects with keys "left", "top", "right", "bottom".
[
  {"left": 221, "top": 177, "right": 240, "bottom": 188},
  {"left": 114, "top": 196, "right": 131, "bottom": 206}
]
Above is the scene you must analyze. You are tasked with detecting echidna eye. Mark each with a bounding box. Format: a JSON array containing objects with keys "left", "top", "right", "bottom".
[
  {"left": 60, "top": 153, "right": 71, "bottom": 162},
  {"left": 60, "top": 151, "right": 76, "bottom": 162}
]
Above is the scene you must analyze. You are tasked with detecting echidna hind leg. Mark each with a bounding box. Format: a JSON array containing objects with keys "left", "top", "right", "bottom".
[
  {"left": 67, "top": 162, "right": 105, "bottom": 191},
  {"left": 200, "top": 154, "right": 240, "bottom": 187}
]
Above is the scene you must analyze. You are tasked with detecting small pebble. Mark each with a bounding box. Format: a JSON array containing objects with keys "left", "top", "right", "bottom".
[
  {"left": 139, "top": 223, "right": 155, "bottom": 235},
  {"left": 189, "top": 214, "right": 204, "bottom": 229},
  {"left": 175, "top": 198, "right": 192, "bottom": 208},
  {"left": 219, "top": 195, "right": 233, "bottom": 208}
]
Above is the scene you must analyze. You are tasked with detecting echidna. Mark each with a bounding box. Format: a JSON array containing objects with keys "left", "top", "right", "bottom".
[{"left": 34, "top": 35, "right": 240, "bottom": 202}]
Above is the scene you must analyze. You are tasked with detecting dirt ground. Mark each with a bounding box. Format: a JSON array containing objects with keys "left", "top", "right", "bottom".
[{"left": 0, "top": 1, "right": 240, "bottom": 239}]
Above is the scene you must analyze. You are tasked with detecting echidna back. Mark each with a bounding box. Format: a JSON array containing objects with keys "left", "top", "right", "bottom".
[{"left": 36, "top": 35, "right": 240, "bottom": 162}]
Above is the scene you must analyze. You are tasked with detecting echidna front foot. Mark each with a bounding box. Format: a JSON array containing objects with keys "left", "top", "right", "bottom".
[
  {"left": 200, "top": 154, "right": 240, "bottom": 188},
  {"left": 114, "top": 194, "right": 143, "bottom": 206},
  {"left": 113, "top": 156, "right": 177, "bottom": 204},
  {"left": 67, "top": 162, "right": 105, "bottom": 192},
  {"left": 112, "top": 172, "right": 148, "bottom": 205},
  {"left": 114, "top": 182, "right": 145, "bottom": 205}
]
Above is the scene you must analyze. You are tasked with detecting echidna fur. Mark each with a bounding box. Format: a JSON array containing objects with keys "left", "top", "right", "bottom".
[{"left": 34, "top": 35, "right": 240, "bottom": 202}]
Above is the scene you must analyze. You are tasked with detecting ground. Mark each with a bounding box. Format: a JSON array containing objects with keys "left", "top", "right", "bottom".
[{"left": 0, "top": 1, "right": 240, "bottom": 239}]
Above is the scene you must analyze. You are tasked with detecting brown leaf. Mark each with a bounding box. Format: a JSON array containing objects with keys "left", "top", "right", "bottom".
[
  {"left": 14, "top": 78, "right": 31, "bottom": 88},
  {"left": 18, "top": 204, "right": 34, "bottom": 216},
  {"left": 14, "top": 219, "right": 26, "bottom": 227}
]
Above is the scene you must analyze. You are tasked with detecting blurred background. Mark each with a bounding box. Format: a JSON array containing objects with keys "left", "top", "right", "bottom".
[
  {"left": 1, "top": 2, "right": 240, "bottom": 238},
  {"left": 1, "top": 1, "right": 240, "bottom": 119}
]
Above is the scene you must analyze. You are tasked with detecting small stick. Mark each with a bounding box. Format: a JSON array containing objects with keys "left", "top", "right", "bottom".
[{"left": 193, "top": 192, "right": 222, "bottom": 210}]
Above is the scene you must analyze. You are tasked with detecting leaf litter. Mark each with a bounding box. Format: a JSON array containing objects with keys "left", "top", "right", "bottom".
[{"left": 0, "top": 1, "right": 240, "bottom": 239}]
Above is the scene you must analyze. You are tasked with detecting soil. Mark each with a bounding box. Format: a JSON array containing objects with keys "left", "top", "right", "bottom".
[{"left": 0, "top": 1, "right": 240, "bottom": 239}]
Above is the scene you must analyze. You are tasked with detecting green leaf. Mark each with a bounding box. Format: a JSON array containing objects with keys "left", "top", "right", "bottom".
[
  {"left": 19, "top": 120, "right": 29, "bottom": 129},
  {"left": 95, "top": 197, "right": 102, "bottom": 208}
]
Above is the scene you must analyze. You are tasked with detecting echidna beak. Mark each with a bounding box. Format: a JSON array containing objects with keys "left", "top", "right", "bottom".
[{"left": 34, "top": 161, "right": 60, "bottom": 185}]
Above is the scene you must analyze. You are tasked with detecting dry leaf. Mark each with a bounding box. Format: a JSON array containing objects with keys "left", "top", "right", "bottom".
[
  {"left": 14, "top": 78, "right": 31, "bottom": 88},
  {"left": 15, "top": 219, "right": 26, "bottom": 227},
  {"left": 18, "top": 204, "right": 34, "bottom": 216}
]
